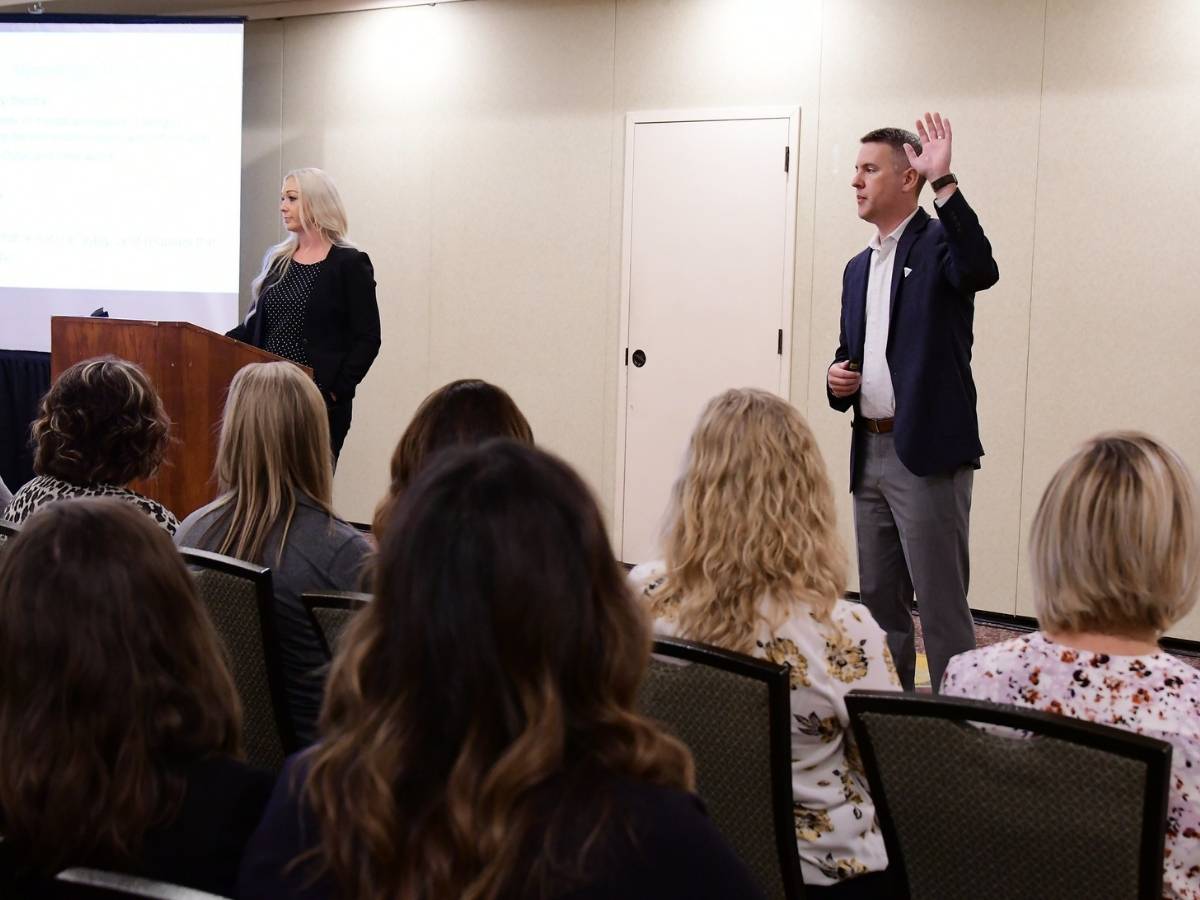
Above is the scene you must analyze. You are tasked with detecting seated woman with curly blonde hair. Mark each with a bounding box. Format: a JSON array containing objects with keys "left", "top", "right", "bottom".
[
  {"left": 943, "top": 432, "right": 1200, "bottom": 899},
  {"left": 631, "top": 388, "right": 900, "bottom": 899},
  {"left": 4, "top": 356, "right": 177, "bottom": 532}
]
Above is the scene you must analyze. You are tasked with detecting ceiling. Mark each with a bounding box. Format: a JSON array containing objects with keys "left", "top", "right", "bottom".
[{"left": 0, "top": 0, "right": 461, "bottom": 19}]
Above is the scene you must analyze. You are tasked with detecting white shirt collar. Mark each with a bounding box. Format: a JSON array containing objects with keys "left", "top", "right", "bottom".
[{"left": 868, "top": 206, "right": 921, "bottom": 252}]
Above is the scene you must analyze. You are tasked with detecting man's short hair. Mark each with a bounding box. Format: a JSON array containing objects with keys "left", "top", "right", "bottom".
[{"left": 861, "top": 127, "right": 924, "bottom": 192}]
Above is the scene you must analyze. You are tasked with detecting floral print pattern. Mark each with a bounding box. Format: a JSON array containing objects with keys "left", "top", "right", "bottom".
[
  {"left": 943, "top": 632, "right": 1200, "bottom": 900},
  {"left": 760, "top": 637, "right": 811, "bottom": 688},
  {"left": 630, "top": 561, "right": 901, "bottom": 886},
  {"left": 825, "top": 630, "right": 871, "bottom": 683},
  {"left": 794, "top": 712, "right": 841, "bottom": 744},
  {"left": 794, "top": 804, "right": 834, "bottom": 841}
]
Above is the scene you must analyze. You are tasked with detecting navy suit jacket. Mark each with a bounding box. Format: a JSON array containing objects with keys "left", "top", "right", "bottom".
[{"left": 828, "top": 190, "right": 998, "bottom": 490}]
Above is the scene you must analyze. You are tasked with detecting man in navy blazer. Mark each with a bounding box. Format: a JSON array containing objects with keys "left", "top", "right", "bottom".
[{"left": 827, "top": 113, "right": 998, "bottom": 692}]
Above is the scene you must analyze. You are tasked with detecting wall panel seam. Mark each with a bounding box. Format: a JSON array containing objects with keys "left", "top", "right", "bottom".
[
  {"left": 803, "top": 0, "right": 828, "bottom": 414},
  {"left": 1013, "top": 0, "right": 1051, "bottom": 615}
]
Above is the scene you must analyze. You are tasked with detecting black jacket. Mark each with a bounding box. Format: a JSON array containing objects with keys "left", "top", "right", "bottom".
[
  {"left": 237, "top": 757, "right": 765, "bottom": 900},
  {"left": 229, "top": 244, "right": 381, "bottom": 401},
  {"left": 0, "top": 755, "right": 273, "bottom": 897}
]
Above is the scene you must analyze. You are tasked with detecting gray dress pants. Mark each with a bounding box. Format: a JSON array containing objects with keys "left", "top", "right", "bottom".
[{"left": 853, "top": 431, "right": 976, "bottom": 692}]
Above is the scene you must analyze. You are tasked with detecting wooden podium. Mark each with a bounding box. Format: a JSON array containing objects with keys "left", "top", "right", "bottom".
[{"left": 51, "top": 317, "right": 302, "bottom": 520}]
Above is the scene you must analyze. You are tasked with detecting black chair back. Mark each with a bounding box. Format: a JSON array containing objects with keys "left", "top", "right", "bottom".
[
  {"left": 846, "top": 690, "right": 1172, "bottom": 900},
  {"left": 301, "top": 591, "right": 371, "bottom": 659},
  {"left": 181, "top": 548, "right": 297, "bottom": 771},
  {"left": 638, "top": 637, "right": 803, "bottom": 900}
]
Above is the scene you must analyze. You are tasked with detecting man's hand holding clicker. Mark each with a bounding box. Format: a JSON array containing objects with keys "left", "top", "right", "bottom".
[{"left": 828, "top": 361, "right": 861, "bottom": 398}]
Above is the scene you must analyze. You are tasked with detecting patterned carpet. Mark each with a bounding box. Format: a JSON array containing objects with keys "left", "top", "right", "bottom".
[{"left": 911, "top": 612, "right": 1200, "bottom": 690}]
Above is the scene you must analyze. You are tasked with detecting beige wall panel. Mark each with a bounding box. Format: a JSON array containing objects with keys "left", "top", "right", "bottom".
[
  {"left": 810, "top": 0, "right": 1045, "bottom": 614},
  {"left": 423, "top": 0, "right": 616, "bottom": 500},
  {"left": 610, "top": 0, "right": 823, "bottom": 528},
  {"left": 241, "top": 20, "right": 285, "bottom": 309},
  {"left": 275, "top": 8, "right": 440, "bottom": 521},
  {"left": 1019, "top": 0, "right": 1200, "bottom": 638}
]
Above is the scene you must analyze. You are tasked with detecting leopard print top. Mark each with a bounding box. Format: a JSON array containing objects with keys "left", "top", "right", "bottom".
[{"left": 3, "top": 474, "right": 179, "bottom": 535}]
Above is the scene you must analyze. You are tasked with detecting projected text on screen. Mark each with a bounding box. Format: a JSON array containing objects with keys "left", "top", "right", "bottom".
[{"left": 0, "top": 20, "right": 244, "bottom": 351}]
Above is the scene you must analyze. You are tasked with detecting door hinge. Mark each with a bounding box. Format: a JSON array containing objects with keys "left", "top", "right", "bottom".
[
  {"left": 624, "top": 347, "right": 629, "bottom": 366},
  {"left": 784, "top": 146, "right": 790, "bottom": 173},
  {"left": 777, "top": 329, "right": 783, "bottom": 355}
]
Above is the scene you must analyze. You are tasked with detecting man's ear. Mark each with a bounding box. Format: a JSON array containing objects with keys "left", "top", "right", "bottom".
[{"left": 902, "top": 167, "right": 922, "bottom": 195}]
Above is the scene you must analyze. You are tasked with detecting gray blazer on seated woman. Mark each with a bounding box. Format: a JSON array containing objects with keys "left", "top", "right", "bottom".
[
  {"left": 175, "top": 361, "right": 370, "bottom": 746},
  {"left": 0, "top": 475, "right": 11, "bottom": 514}
]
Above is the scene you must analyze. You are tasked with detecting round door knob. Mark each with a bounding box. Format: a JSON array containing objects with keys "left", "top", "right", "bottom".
[{"left": 632, "top": 349, "right": 646, "bottom": 367}]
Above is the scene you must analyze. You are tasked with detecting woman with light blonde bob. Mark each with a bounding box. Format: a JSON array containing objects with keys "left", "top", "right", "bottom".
[
  {"left": 176, "top": 362, "right": 371, "bottom": 745},
  {"left": 943, "top": 431, "right": 1200, "bottom": 899},
  {"left": 228, "top": 167, "right": 381, "bottom": 459},
  {"left": 632, "top": 388, "right": 899, "bottom": 898}
]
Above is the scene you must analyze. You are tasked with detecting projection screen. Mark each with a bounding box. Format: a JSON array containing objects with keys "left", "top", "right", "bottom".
[{"left": 0, "top": 15, "right": 244, "bottom": 352}]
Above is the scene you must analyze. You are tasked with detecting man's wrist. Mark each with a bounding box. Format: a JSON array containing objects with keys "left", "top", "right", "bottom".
[{"left": 931, "top": 172, "right": 959, "bottom": 205}]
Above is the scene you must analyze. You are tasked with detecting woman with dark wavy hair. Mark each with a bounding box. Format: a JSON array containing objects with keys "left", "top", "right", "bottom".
[
  {"left": 3, "top": 355, "right": 177, "bottom": 532},
  {"left": 238, "top": 441, "right": 763, "bottom": 900},
  {"left": 0, "top": 499, "right": 272, "bottom": 895},
  {"left": 370, "top": 378, "right": 533, "bottom": 539}
]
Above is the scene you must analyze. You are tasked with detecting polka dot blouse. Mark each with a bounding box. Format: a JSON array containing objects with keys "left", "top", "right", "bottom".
[{"left": 262, "top": 260, "right": 323, "bottom": 366}]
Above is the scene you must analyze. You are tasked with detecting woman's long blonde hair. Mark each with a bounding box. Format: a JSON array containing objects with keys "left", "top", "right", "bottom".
[
  {"left": 250, "top": 167, "right": 352, "bottom": 302},
  {"left": 205, "top": 362, "right": 334, "bottom": 565},
  {"left": 657, "top": 388, "right": 848, "bottom": 653}
]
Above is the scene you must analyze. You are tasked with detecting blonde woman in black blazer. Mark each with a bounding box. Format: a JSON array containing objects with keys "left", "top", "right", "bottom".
[{"left": 229, "top": 167, "right": 381, "bottom": 459}]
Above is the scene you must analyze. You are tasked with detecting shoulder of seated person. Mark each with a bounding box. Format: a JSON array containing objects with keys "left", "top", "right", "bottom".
[
  {"left": 627, "top": 560, "right": 666, "bottom": 590},
  {"left": 181, "top": 753, "right": 274, "bottom": 787}
]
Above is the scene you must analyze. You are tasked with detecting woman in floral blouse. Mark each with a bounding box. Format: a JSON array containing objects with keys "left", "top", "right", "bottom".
[
  {"left": 631, "top": 388, "right": 901, "bottom": 899},
  {"left": 943, "top": 431, "right": 1200, "bottom": 900}
]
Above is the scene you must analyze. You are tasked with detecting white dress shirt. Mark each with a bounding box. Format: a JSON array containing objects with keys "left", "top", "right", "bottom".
[{"left": 858, "top": 207, "right": 921, "bottom": 420}]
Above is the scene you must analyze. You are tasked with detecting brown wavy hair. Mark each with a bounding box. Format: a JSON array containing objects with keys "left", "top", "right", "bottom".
[
  {"left": 657, "top": 388, "right": 848, "bottom": 653},
  {"left": 0, "top": 498, "right": 243, "bottom": 875},
  {"left": 305, "top": 440, "right": 692, "bottom": 900},
  {"left": 32, "top": 356, "right": 170, "bottom": 486},
  {"left": 371, "top": 379, "right": 533, "bottom": 538}
]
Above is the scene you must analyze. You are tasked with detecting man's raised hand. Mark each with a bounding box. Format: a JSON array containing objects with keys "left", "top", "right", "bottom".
[{"left": 904, "top": 111, "right": 952, "bottom": 182}]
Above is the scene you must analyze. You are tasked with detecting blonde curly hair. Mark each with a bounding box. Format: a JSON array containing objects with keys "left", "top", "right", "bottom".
[{"left": 657, "top": 388, "right": 848, "bottom": 653}]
